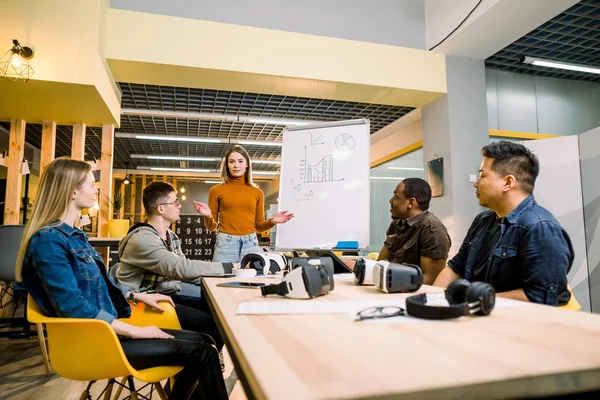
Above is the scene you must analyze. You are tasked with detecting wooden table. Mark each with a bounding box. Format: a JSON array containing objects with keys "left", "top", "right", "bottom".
[{"left": 203, "top": 275, "right": 600, "bottom": 400}]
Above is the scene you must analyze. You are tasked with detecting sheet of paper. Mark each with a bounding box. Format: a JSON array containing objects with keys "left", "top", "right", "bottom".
[
  {"left": 236, "top": 299, "right": 407, "bottom": 315},
  {"left": 359, "top": 295, "right": 530, "bottom": 324},
  {"left": 235, "top": 293, "right": 530, "bottom": 325}
]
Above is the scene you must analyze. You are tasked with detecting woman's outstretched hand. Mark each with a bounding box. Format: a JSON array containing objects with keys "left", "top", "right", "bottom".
[
  {"left": 193, "top": 201, "right": 212, "bottom": 218},
  {"left": 272, "top": 210, "right": 294, "bottom": 224}
]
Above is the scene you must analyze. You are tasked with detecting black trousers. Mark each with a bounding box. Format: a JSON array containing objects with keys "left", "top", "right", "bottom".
[
  {"left": 171, "top": 294, "right": 224, "bottom": 350},
  {"left": 120, "top": 329, "right": 227, "bottom": 400}
]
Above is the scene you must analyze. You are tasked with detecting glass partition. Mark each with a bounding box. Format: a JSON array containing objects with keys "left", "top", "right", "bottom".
[{"left": 369, "top": 149, "right": 424, "bottom": 251}]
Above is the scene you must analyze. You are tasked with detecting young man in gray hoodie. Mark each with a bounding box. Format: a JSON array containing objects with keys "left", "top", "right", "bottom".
[
  {"left": 115, "top": 181, "right": 234, "bottom": 349},
  {"left": 117, "top": 182, "right": 233, "bottom": 295}
]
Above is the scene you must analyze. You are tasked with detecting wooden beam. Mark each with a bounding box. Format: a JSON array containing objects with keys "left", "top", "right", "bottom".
[
  {"left": 71, "top": 122, "right": 86, "bottom": 160},
  {"left": 40, "top": 120, "right": 56, "bottom": 174},
  {"left": 98, "top": 125, "right": 114, "bottom": 237},
  {"left": 140, "top": 174, "right": 147, "bottom": 221},
  {"left": 119, "top": 183, "right": 125, "bottom": 219},
  {"left": 129, "top": 176, "right": 136, "bottom": 223},
  {"left": 4, "top": 120, "right": 26, "bottom": 224}
]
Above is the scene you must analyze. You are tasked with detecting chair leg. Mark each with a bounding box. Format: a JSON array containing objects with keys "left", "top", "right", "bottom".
[
  {"left": 36, "top": 322, "right": 52, "bottom": 376},
  {"left": 112, "top": 377, "right": 127, "bottom": 400},
  {"left": 103, "top": 379, "right": 115, "bottom": 400},
  {"left": 128, "top": 376, "right": 139, "bottom": 400},
  {"left": 154, "top": 382, "right": 168, "bottom": 400},
  {"left": 79, "top": 381, "right": 95, "bottom": 400}
]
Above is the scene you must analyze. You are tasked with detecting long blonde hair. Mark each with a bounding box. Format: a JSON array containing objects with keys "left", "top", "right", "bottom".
[
  {"left": 15, "top": 157, "right": 91, "bottom": 282},
  {"left": 220, "top": 145, "right": 257, "bottom": 187}
]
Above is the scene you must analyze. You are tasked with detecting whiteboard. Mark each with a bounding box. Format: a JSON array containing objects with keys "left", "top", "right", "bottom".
[{"left": 275, "top": 119, "right": 370, "bottom": 250}]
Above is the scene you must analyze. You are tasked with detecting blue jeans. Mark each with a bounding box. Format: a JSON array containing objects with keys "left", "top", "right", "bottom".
[{"left": 212, "top": 232, "right": 259, "bottom": 263}]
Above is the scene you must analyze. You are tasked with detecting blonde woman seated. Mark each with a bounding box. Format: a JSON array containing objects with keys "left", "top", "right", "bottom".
[{"left": 16, "top": 158, "right": 227, "bottom": 400}]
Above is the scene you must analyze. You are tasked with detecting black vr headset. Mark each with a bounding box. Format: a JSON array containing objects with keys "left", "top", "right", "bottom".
[
  {"left": 240, "top": 251, "right": 287, "bottom": 275},
  {"left": 261, "top": 260, "right": 334, "bottom": 299},
  {"left": 353, "top": 258, "right": 377, "bottom": 285},
  {"left": 405, "top": 279, "right": 495, "bottom": 320},
  {"left": 372, "top": 261, "right": 424, "bottom": 293}
]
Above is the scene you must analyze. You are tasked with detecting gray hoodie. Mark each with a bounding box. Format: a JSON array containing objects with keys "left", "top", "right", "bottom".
[{"left": 116, "top": 223, "right": 233, "bottom": 294}]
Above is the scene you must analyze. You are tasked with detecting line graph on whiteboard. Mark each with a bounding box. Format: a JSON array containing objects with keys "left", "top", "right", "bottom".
[{"left": 288, "top": 131, "right": 355, "bottom": 202}]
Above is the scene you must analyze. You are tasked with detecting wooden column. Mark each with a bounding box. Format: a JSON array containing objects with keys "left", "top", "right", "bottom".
[
  {"left": 40, "top": 120, "right": 56, "bottom": 174},
  {"left": 98, "top": 125, "right": 114, "bottom": 237},
  {"left": 129, "top": 176, "right": 136, "bottom": 223},
  {"left": 71, "top": 122, "right": 86, "bottom": 160},
  {"left": 4, "top": 120, "right": 26, "bottom": 224},
  {"left": 119, "top": 183, "right": 125, "bottom": 219},
  {"left": 140, "top": 174, "right": 147, "bottom": 221},
  {"left": 173, "top": 177, "right": 178, "bottom": 191}
]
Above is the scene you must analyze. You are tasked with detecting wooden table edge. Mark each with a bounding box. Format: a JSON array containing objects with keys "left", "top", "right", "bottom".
[{"left": 203, "top": 277, "right": 267, "bottom": 400}]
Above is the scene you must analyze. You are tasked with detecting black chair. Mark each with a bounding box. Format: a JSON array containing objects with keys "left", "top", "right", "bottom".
[
  {"left": 0, "top": 224, "right": 51, "bottom": 375},
  {"left": 0, "top": 225, "right": 28, "bottom": 333}
]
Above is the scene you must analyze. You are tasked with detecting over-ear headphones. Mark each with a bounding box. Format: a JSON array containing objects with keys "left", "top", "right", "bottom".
[{"left": 405, "top": 279, "right": 495, "bottom": 320}]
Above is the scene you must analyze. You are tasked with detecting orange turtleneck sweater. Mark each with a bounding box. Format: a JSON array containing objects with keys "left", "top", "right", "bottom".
[{"left": 204, "top": 176, "right": 275, "bottom": 236}]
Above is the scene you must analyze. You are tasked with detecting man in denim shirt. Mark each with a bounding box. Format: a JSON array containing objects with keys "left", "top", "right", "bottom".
[{"left": 433, "top": 141, "right": 573, "bottom": 306}]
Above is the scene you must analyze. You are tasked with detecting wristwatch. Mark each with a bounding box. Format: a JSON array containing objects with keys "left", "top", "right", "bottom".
[{"left": 128, "top": 291, "right": 137, "bottom": 306}]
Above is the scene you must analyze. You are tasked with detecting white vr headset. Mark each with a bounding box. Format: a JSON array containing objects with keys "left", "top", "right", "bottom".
[
  {"left": 261, "top": 262, "right": 333, "bottom": 299},
  {"left": 240, "top": 251, "right": 287, "bottom": 275},
  {"left": 353, "top": 258, "right": 378, "bottom": 285},
  {"left": 355, "top": 259, "right": 423, "bottom": 293}
]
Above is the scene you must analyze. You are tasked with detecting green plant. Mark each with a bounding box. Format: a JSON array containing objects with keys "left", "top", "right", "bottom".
[{"left": 106, "top": 190, "right": 125, "bottom": 217}]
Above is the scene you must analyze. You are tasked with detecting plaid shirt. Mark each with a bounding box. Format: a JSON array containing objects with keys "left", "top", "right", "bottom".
[{"left": 139, "top": 229, "right": 184, "bottom": 291}]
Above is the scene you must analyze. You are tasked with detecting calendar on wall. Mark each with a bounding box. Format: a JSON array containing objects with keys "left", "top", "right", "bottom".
[{"left": 174, "top": 215, "right": 216, "bottom": 261}]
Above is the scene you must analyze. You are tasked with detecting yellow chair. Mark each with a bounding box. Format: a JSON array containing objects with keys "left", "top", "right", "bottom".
[
  {"left": 366, "top": 252, "right": 379, "bottom": 260},
  {"left": 27, "top": 295, "right": 183, "bottom": 400},
  {"left": 560, "top": 285, "right": 581, "bottom": 311}
]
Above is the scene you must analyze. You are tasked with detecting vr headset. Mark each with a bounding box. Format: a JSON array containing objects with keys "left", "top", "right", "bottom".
[
  {"left": 372, "top": 261, "right": 423, "bottom": 293},
  {"left": 261, "top": 262, "right": 333, "bottom": 299},
  {"left": 353, "top": 258, "right": 377, "bottom": 285},
  {"left": 405, "top": 279, "right": 495, "bottom": 320},
  {"left": 290, "top": 256, "right": 335, "bottom": 290},
  {"left": 240, "top": 251, "right": 287, "bottom": 275}
]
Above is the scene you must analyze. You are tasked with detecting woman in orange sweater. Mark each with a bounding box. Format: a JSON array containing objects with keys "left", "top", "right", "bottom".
[{"left": 194, "top": 145, "right": 294, "bottom": 262}]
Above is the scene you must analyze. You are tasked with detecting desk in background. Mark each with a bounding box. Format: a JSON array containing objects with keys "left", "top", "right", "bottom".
[
  {"left": 203, "top": 276, "right": 600, "bottom": 400},
  {"left": 88, "top": 237, "right": 121, "bottom": 268}
]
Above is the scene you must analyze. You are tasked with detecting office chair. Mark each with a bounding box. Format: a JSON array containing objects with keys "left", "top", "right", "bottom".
[
  {"left": 28, "top": 294, "right": 183, "bottom": 400},
  {"left": 0, "top": 224, "right": 52, "bottom": 375},
  {"left": 561, "top": 285, "right": 582, "bottom": 311}
]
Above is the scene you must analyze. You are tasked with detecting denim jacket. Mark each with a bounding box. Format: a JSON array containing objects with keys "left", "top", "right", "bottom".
[
  {"left": 21, "top": 223, "right": 131, "bottom": 323},
  {"left": 448, "top": 195, "right": 574, "bottom": 306}
]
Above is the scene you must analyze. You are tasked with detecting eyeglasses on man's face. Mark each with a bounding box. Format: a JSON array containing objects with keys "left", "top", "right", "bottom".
[
  {"left": 155, "top": 198, "right": 180, "bottom": 209},
  {"left": 354, "top": 306, "right": 405, "bottom": 321}
]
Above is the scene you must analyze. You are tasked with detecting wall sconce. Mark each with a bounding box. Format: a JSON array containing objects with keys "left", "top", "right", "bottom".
[
  {"left": 0, "top": 40, "right": 35, "bottom": 82},
  {"left": 180, "top": 186, "right": 186, "bottom": 193}
]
